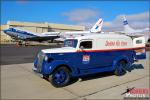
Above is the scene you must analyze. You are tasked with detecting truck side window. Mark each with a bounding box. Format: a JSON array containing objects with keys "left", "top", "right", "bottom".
[
  {"left": 136, "top": 40, "right": 142, "bottom": 44},
  {"left": 80, "top": 41, "right": 92, "bottom": 49}
]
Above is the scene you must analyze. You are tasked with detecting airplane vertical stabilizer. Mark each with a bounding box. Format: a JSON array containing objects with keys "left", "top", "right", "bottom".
[
  {"left": 123, "top": 16, "right": 135, "bottom": 33},
  {"left": 90, "top": 18, "right": 103, "bottom": 33}
]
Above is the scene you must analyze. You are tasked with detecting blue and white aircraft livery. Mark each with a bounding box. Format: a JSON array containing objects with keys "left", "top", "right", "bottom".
[
  {"left": 3, "top": 27, "right": 60, "bottom": 42},
  {"left": 3, "top": 18, "right": 103, "bottom": 43},
  {"left": 123, "top": 16, "right": 149, "bottom": 34},
  {"left": 121, "top": 16, "right": 149, "bottom": 42}
]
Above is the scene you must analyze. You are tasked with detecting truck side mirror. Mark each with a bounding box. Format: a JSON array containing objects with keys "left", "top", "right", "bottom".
[{"left": 80, "top": 46, "right": 84, "bottom": 50}]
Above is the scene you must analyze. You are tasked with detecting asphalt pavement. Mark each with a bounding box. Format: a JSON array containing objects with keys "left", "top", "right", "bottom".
[{"left": 0, "top": 44, "right": 61, "bottom": 65}]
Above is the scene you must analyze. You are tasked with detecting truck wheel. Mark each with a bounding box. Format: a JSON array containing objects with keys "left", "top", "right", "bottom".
[
  {"left": 49, "top": 67, "right": 71, "bottom": 87},
  {"left": 114, "top": 60, "right": 126, "bottom": 76}
]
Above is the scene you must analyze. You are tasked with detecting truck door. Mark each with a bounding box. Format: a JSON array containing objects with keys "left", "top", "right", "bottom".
[
  {"left": 77, "top": 40, "right": 95, "bottom": 70},
  {"left": 133, "top": 37, "right": 146, "bottom": 60}
]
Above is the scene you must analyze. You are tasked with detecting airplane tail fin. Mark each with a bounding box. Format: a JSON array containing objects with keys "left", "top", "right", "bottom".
[
  {"left": 123, "top": 16, "right": 129, "bottom": 26},
  {"left": 123, "top": 16, "right": 135, "bottom": 33},
  {"left": 90, "top": 18, "right": 103, "bottom": 33}
]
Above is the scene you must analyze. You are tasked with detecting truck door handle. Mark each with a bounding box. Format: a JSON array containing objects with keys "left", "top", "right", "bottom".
[{"left": 58, "top": 53, "right": 64, "bottom": 55}]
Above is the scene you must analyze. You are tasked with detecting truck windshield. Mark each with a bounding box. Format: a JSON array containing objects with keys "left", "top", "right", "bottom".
[{"left": 64, "top": 39, "right": 78, "bottom": 48}]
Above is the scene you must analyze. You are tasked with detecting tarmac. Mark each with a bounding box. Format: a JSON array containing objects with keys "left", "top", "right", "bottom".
[
  {"left": 0, "top": 44, "right": 62, "bottom": 65},
  {"left": 0, "top": 44, "right": 150, "bottom": 99}
]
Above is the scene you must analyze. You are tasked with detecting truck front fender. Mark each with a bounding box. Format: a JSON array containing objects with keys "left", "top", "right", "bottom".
[{"left": 45, "top": 60, "right": 79, "bottom": 76}]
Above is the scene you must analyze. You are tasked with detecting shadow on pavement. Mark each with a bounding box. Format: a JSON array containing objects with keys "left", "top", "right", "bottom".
[
  {"left": 73, "top": 64, "right": 144, "bottom": 83},
  {"left": 127, "top": 64, "right": 144, "bottom": 72},
  {"left": 41, "top": 63, "right": 145, "bottom": 87},
  {"left": 79, "top": 72, "right": 114, "bottom": 82}
]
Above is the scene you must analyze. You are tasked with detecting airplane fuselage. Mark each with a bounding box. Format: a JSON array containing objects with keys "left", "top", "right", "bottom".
[{"left": 3, "top": 28, "right": 60, "bottom": 42}]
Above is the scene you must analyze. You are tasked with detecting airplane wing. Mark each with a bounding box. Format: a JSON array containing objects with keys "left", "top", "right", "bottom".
[
  {"left": 57, "top": 18, "right": 104, "bottom": 41},
  {"left": 25, "top": 35, "right": 60, "bottom": 42}
]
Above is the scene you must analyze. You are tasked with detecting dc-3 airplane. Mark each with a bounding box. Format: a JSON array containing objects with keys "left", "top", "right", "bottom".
[
  {"left": 3, "top": 28, "right": 60, "bottom": 42},
  {"left": 3, "top": 18, "right": 103, "bottom": 45}
]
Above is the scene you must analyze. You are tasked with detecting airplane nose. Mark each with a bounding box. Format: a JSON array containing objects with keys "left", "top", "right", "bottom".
[
  {"left": 3, "top": 29, "right": 8, "bottom": 34},
  {"left": 3, "top": 29, "right": 11, "bottom": 35}
]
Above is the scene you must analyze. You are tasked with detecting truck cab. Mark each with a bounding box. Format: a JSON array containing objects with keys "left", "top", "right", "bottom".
[{"left": 33, "top": 34, "right": 146, "bottom": 87}]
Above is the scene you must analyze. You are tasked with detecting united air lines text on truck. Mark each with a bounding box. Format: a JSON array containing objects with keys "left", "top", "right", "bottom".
[
  {"left": 33, "top": 34, "right": 146, "bottom": 87},
  {"left": 105, "top": 41, "right": 128, "bottom": 46}
]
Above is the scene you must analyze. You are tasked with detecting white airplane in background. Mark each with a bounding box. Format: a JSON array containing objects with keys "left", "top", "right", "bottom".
[
  {"left": 122, "top": 16, "right": 149, "bottom": 34},
  {"left": 120, "top": 16, "right": 149, "bottom": 42},
  {"left": 3, "top": 18, "right": 103, "bottom": 44},
  {"left": 56, "top": 18, "right": 103, "bottom": 41}
]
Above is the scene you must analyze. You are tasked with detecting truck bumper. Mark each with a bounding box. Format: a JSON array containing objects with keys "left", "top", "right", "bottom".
[{"left": 32, "top": 67, "right": 43, "bottom": 78}]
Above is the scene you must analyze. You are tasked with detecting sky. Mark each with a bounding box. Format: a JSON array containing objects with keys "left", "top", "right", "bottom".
[{"left": 1, "top": 0, "right": 150, "bottom": 31}]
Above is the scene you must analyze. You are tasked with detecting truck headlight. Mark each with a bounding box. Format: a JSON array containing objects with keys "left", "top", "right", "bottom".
[{"left": 44, "top": 55, "right": 48, "bottom": 61}]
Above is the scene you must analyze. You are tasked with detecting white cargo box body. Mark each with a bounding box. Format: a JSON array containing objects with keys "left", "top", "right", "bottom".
[
  {"left": 133, "top": 36, "right": 145, "bottom": 48},
  {"left": 72, "top": 34, "right": 146, "bottom": 60},
  {"left": 132, "top": 36, "right": 146, "bottom": 59},
  {"left": 74, "top": 34, "right": 134, "bottom": 50}
]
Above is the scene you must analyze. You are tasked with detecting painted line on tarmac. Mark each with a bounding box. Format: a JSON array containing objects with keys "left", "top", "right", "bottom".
[
  {"left": 62, "top": 87, "right": 80, "bottom": 98},
  {"left": 74, "top": 75, "right": 149, "bottom": 99}
]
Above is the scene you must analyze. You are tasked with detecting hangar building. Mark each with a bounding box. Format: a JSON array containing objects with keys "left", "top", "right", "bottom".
[{"left": 0, "top": 21, "right": 85, "bottom": 43}]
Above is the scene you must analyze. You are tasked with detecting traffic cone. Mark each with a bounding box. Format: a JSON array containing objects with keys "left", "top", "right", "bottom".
[{"left": 16, "top": 42, "right": 20, "bottom": 48}]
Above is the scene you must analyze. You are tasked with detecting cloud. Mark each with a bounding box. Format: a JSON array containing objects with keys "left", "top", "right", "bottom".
[
  {"left": 62, "top": 8, "right": 100, "bottom": 22},
  {"left": 62, "top": 8, "right": 101, "bottom": 30},
  {"left": 77, "top": 22, "right": 94, "bottom": 30},
  {"left": 62, "top": 9, "right": 149, "bottom": 32},
  {"left": 103, "top": 12, "right": 149, "bottom": 31}
]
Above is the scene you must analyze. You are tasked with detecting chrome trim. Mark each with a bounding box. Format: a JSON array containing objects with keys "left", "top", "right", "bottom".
[{"left": 37, "top": 52, "right": 45, "bottom": 72}]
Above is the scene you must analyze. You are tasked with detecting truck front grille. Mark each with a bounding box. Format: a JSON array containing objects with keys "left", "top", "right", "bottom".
[{"left": 37, "top": 52, "right": 45, "bottom": 72}]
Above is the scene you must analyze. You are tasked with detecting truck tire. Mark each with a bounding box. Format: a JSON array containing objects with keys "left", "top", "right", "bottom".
[
  {"left": 49, "top": 67, "right": 71, "bottom": 87},
  {"left": 114, "top": 60, "right": 127, "bottom": 76},
  {"left": 43, "top": 74, "right": 49, "bottom": 80}
]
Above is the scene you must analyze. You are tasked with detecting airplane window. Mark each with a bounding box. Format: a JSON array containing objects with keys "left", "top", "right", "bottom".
[
  {"left": 80, "top": 41, "right": 92, "bottom": 49},
  {"left": 136, "top": 40, "right": 142, "bottom": 44}
]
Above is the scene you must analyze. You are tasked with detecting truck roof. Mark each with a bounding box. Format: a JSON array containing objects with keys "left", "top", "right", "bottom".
[{"left": 67, "top": 33, "right": 132, "bottom": 41}]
